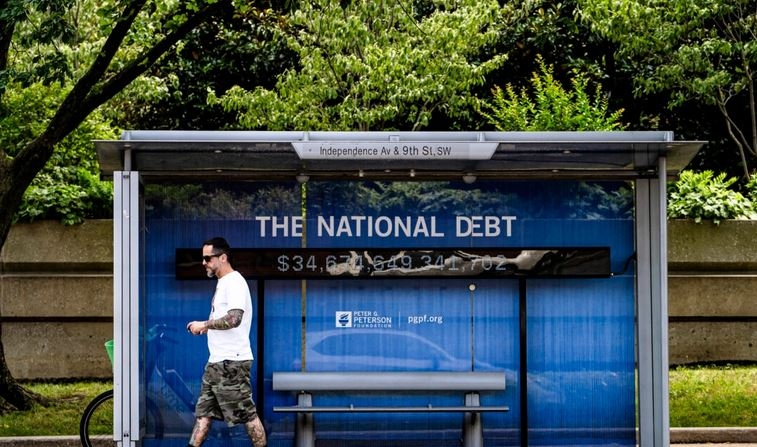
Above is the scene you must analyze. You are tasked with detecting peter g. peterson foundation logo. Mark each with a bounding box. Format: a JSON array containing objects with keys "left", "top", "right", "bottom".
[{"left": 335, "top": 310, "right": 392, "bottom": 328}]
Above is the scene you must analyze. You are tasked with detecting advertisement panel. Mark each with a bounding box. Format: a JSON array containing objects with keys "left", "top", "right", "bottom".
[{"left": 140, "top": 179, "right": 634, "bottom": 447}]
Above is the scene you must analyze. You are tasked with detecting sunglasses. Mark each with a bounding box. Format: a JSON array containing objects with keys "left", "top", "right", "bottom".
[{"left": 202, "top": 254, "right": 222, "bottom": 262}]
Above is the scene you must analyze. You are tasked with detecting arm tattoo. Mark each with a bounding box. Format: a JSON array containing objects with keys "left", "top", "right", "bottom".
[{"left": 206, "top": 309, "right": 244, "bottom": 330}]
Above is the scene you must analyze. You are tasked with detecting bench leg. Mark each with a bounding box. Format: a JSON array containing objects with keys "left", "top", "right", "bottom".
[
  {"left": 462, "top": 392, "right": 483, "bottom": 447},
  {"left": 295, "top": 393, "right": 315, "bottom": 447}
]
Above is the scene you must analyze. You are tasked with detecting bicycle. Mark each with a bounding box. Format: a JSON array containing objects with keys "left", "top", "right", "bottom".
[{"left": 80, "top": 324, "right": 197, "bottom": 447}]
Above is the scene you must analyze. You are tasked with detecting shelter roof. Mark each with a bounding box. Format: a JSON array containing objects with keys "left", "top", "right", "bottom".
[{"left": 96, "top": 130, "right": 705, "bottom": 182}]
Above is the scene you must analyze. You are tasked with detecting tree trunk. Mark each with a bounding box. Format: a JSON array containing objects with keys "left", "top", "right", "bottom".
[
  {"left": 0, "top": 0, "right": 229, "bottom": 414},
  {"left": 0, "top": 324, "right": 49, "bottom": 414},
  {"left": 0, "top": 157, "right": 49, "bottom": 413}
]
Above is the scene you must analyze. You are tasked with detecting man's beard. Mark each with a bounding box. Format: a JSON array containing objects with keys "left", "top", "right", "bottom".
[{"left": 206, "top": 268, "right": 215, "bottom": 278}]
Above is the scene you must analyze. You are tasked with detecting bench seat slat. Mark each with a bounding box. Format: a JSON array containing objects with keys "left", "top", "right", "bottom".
[
  {"left": 272, "top": 371, "right": 506, "bottom": 392},
  {"left": 273, "top": 405, "right": 510, "bottom": 413}
]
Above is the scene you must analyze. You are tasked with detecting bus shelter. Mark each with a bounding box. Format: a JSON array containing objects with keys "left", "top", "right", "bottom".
[{"left": 96, "top": 131, "right": 705, "bottom": 447}]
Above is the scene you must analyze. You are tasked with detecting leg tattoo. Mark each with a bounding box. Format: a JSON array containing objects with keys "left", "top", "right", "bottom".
[
  {"left": 245, "top": 414, "right": 267, "bottom": 447},
  {"left": 188, "top": 417, "right": 212, "bottom": 446}
]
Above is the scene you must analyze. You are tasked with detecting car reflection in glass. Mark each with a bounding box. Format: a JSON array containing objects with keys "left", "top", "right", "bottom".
[
  {"left": 291, "top": 330, "right": 632, "bottom": 409},
  {"left": 294, "top": 329, "right": 496, "bottom": 371}
]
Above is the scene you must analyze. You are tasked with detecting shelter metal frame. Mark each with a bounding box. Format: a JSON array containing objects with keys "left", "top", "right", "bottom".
[{"left": 99, "top": 130, "right": 705, "bottom": 447}]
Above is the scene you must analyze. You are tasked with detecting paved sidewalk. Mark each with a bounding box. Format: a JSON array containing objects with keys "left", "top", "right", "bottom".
[
  {"left": 671, "top": 427, "right": 757, "bottom": 444},
  {"left": 2, "top": 439, "right": 754, "bottom": 446},
  {"left": 0, "top": 437, "right": 79, "bottom": 447},
  {"left": 1, "top": 427, "right": 756, "bottom": 446}
]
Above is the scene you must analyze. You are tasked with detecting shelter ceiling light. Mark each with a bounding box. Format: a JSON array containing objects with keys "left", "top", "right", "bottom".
[
  {"left": 296, "top": 173, "right": 310, "bottom": 183},
  {"left": 462, "top": 173, "right": 477, "bottom": 184},
  {"left": 410, "top": 169, "right": 416, "bottom": 178},
  {"left": 358, "top": 170, "right": 364, "bottom": 178}
]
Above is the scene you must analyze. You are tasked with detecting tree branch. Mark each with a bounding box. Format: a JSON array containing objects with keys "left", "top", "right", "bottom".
[
  {"left": 40, "top": 0, "right": 229, "bottom": 145},
  {"left": 82, "top": 1, "right": 229, "bottom": 117},
  {"left": 742, "top": 62, "right": 757, "bottom": 160},
  {"left": 717, "top": 89, "right": 751, "bottom": 178},
  {"left": 0, "top": 7, "right": 15, "bottom": 75},
  {"left": 7, "top": 0, "right": 231, "bottom": 237}
]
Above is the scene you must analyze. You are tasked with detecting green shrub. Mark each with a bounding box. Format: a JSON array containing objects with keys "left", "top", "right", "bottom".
[
  {"left": 11, "top": 125, "right": 115, "bottom": 225},
  {"left": 478, "top": 56, "right": 625, "bottom": 131},
  {"left": 744, "top": 175, "right": 757, "bottom": 206},
  {"left": 15, "top": 167, "right": 113, "bottom": 225},
  {"left": 667, "top": 170, "right": 755, "bottom": 224},
  {"left": 2, "top": 82, "right": 117, "bottom": 226}
]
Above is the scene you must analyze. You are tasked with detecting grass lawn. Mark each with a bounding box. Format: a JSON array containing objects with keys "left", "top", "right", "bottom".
[
  {"left": 669, "top": 364, "right": 757, "bottom": 427},
  {"left": 0, "top": 380, "right": 111, "bottom": 436},
  {"left": 0, "top": 365, "right": 755, "bottom": 436}
]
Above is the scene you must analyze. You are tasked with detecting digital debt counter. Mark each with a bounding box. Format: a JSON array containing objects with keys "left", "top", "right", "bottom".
[{"left": 96, "top": 131, "right": 705, "bottom": 447}]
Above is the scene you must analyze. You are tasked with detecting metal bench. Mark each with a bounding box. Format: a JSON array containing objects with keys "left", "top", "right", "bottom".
[{"left": 272, "top": 371, "right": 508, "bottom": 447}]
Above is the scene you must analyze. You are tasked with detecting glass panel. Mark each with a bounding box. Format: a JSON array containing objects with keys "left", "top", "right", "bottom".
[
  {"left": 139, "top": 179, "right": 634, "bottom": 447},
  {"left": 474, "top": 279, "right": 521, "bottom": 446},
  {"left": 141, "top": 181, "right": 301, "bottom": 446},
  {"left": 527, "top": 277, "right": 636, "bottom": 446}
]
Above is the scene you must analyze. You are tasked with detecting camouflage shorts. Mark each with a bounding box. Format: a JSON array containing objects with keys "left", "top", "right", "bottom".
[{"left": 195, "top": 360, "right": 258, "bottom": 426}]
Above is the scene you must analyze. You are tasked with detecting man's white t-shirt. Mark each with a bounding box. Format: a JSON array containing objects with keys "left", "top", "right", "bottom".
[{"left": 207, "top": 270, "right": 253, "bottom": 363}]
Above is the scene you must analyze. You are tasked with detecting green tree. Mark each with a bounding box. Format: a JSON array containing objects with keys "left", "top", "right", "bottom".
[
  {"left": 578, "top": 0, "right": 757, "bottom": 178},
  {"left": 0, "top": 0, "right": 249, "bottom": 414},
  {"left": 209, "top": 0, "right": 537, "bottom": 131}
]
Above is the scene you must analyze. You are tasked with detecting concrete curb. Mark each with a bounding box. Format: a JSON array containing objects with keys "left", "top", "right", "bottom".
[{"left": 1, "top": 428, "right": 756, "bottom": 446}]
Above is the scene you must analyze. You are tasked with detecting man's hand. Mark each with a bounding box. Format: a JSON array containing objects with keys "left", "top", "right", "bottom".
[{"left": 186, "top": 321, "right": 208, "bottom": 335}]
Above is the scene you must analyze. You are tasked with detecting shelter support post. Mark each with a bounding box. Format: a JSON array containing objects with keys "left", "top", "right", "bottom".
[
  {"left": 113, "top": 171, "right": 141, "bottom": 447},
  {"left": 635, "top": 156, "right": 670, "bottom": 447}
]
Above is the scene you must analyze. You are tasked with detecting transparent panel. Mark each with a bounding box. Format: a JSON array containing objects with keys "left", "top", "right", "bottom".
[
  {"left": 139, "top": 179, "right": 634, "bottom": 447},
  {"left": 527, "top": 277, "right": 636, "bottom": 446}
]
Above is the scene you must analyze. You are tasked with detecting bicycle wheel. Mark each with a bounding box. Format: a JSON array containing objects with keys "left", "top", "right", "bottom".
[{"left": 80, "top": 389, "right": 115, "bottom": 447}]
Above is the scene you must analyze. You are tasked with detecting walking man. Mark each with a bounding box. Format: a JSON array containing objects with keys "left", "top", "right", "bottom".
[{"left": 186, "top": 237, "right": 267, "bottom": 447}]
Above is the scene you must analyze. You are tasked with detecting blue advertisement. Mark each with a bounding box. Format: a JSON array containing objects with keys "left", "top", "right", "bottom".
[{"left": 139, "top": 180, "right": 635, "bottom": 447}]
